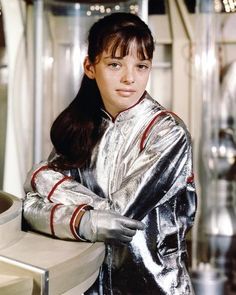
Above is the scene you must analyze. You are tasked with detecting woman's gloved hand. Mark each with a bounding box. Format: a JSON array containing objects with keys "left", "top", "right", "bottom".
[{"left": 78, "top": 210, "right": 145, "bottom": 243}]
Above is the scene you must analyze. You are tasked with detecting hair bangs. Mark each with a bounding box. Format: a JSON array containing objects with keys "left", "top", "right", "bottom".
[{"left": 103, "top": 27, "right": 154, "bottom": 60}]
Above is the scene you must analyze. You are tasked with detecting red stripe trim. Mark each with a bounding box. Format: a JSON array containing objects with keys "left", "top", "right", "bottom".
[
  {"left": 50, "top": 203, "right": 61, "bottom": 237},
  {"left": 140, "top": 111, "right": 167, "bottom": 151},
  {"left": 31, "top": 165, "right": 48, "bottom": 191},
  {"left": 47, "top": 176, "right": 71, "bottom": 202},
  {"left": 187, "top": 173, "right": 194, "bottom": 183},
  {"left": 70, "top": 204, "right": 92, "bottom": 240},
  {"left": 140, "top": 110, "right": 180, "bottom": 152}
]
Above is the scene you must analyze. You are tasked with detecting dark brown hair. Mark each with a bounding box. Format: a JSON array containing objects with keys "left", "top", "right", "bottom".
[{"left": 50, "top": 12, "right": 154, "bottom": 170}]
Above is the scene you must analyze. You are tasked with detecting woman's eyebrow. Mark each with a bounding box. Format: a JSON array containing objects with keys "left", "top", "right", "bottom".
[{"left": 104, "top": 56, "right": 123, "bottom": 60}]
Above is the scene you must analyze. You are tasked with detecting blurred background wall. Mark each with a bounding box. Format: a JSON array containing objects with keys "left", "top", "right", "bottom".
[{"left": 0, "top": 1, "right": 236, "bottom": 293}]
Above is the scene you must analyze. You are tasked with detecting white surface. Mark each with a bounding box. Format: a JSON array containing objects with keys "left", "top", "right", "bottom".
[
  {"left": 0, "top": 232, "right": 105, "bottom": 294},
  {"left": 0, "top": 192, "right": 22, "bottom": 250},
  {"left": 1, "top": 0, "right": 32, "bottom": 197}
]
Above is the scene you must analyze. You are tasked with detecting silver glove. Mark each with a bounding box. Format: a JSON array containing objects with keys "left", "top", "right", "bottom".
[{"left": 78, "top": 210, "right": 145, "bottom": 243}]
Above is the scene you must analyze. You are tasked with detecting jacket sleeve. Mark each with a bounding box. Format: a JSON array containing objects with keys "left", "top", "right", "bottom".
[{"left": 23, "top": 163, "right": 110, "bottom": 240}]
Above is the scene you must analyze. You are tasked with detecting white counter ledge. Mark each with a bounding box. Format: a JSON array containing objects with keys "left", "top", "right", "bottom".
[{"left": 0, "top": 191, "right": 105, "bottom": 294}]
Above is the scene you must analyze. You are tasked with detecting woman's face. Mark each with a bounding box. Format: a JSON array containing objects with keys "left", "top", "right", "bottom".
[{"left": 84, "top": 42, "right": 152, "bottom": 118}]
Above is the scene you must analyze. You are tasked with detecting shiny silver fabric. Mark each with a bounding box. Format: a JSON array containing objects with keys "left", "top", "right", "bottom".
[{"left": 23, "top": 92, "right": 197, "bottom": 294}]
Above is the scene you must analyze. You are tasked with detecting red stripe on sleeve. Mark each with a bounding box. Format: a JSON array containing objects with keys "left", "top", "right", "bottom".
[
  {"left": 187, "top": 173, "right": 194, "bottom": 183},
  {"left": 31, "top": 165, "right": 48, "bottom": 191},
  {"left": 50, "top": 203, "right": 62, "bottom": 237},
  {"left": 70, "top": 204, "right": 93, "bottom": 241},
  {"left": 47, "top": 175, "right": 71, "bottom": 202}
]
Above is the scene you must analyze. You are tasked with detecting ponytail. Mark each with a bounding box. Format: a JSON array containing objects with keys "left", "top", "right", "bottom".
[{"left": 49, "top": 75, "right": 104, "bottom": 170}]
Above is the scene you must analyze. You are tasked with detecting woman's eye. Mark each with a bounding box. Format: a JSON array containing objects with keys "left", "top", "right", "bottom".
[
  {"left": 108, "top": 63, "right": 121, "bottom": 69},
  {"left": 138, "top": 64, "right": 149, "bottom": 70}
]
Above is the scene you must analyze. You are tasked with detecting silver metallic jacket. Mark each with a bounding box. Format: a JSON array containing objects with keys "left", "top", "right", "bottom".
[{"left": 23, "top": 92, "right": 197, "bottom": 295}]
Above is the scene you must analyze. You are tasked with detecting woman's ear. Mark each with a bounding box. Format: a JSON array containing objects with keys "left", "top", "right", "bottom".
[{"left": 84, "top": 56, "right": 95, "bottom": 79}]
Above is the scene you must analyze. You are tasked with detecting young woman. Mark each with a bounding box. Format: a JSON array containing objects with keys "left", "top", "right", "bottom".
[{"left": 23, "top": 12, "right": 197, "bottom": 294}]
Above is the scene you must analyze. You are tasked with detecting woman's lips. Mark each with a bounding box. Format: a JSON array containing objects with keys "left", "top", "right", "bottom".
[{"left": 116, "top": 89, "right": 136, "bottom": 97}]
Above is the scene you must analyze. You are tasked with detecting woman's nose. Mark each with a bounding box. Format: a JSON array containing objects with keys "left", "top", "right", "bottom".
[{"left": 121, "top": 68, "right": 135, "bottom": 84}]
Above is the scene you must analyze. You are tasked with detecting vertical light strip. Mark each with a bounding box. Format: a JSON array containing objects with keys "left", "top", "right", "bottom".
[
  {"left": 33, "top": 0, "right": 44, "bottom": 163},
  {"left": 141, "top": 0, "right": 148, "bottom": 23}
]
